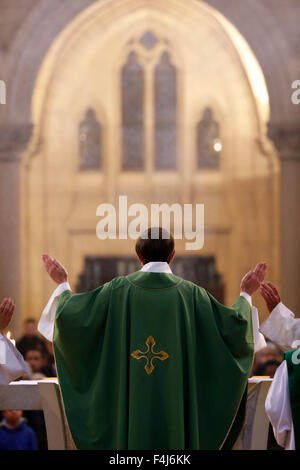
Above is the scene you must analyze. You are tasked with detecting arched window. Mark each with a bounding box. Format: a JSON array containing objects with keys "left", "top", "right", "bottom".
[
  {"left": 197, "top": 107, "right": 221, "bottom": 169},
  {"left": 120, "top": 36, "right": 178, "bottom": 172},
  {"left": 121, "top": 51, "right": 145, "bottom": 170},
  {"left": 154, "top": 51, "right": 177, "bottom": 170},
  {"left": 79, "top": 108, "right": 102, "bottom": 170}
]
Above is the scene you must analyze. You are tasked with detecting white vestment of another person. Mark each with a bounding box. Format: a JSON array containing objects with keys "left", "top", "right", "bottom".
[
  {"left": 260, "top": 302, "right": 300, "bottom": 351},
  {"left": 260, "top": 302, "right": 299, "bottom": 450},
  {"left": 265, "top": 360, "right": 296, "bottom": 450},
  {"left": 0, "top": 333, "right": 29, "bottom": 384}
]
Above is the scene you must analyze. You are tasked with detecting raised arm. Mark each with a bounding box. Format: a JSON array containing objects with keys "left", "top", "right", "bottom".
[
  {"left": 238, "top": 262, "right": 267, "bottom": 352},
  {"left": 38, "top": 254, "right": 71, "bottom": 342},
  {"left": 260, "top": 282, "right": 300, "bottom": 350}
]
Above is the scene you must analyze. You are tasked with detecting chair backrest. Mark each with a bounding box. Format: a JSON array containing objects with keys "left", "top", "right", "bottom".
[
  {"left": 38, "top": 381, "right": 76, "bottom": 450},
  {"left": 236, "top": 380, "right": 272, "bottom": 450},
  {"left": 0, "top": 380, "right": 75, "bottom": 450}
]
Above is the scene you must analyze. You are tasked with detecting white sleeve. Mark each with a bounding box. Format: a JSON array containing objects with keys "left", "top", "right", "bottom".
[
  {"left": 38, "top": 282, "right": 71, "bottom": 342},
  {"left": 240, "top": 292, "right": 266, "bottom": 353},
  {"left": 251, "top": 306, "right": 267, "bottom": 352},
  {"left": 240, "top": 291, "right": 252, "bottom": 306},
  {"left": 260, "top": 302, "right": 300, "bottom": 351},
  {"left": 0, "top": 334, "right": 30, "bottom": 384},
  {"left": 265, "top": 361, "right": 295, "bottom": 450}
]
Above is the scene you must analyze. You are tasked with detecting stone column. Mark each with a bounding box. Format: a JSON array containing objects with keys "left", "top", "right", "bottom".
[
  {"left": 268, "top": 124, "right": 300, "bottom": 317},
  {"left": 0, "top": 123, "right": 32, "bottom": 337}
]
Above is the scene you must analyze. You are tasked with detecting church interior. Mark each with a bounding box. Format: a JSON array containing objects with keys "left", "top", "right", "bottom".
[
  {"left": 1, "top": 0, "right": 299, "bottom": 335},
  {"left": 0, "top": 0, "right": 299, "bottom": 452}
]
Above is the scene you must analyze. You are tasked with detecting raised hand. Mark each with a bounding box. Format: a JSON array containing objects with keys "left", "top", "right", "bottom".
[
  {"left": 0, "top": 298, "right": 15, "bottom": 333},
  {"left": 260, "top": 282, "right": 281, "bottom": 313},
  {"left": 240, "top": 262, "right": 267, "bottom": 296},
  {"left": 253, "top": 262, "right": 268, "bottom": 284},
  {"left": 42, "top": 254, "right": 68, "bottom": 285}
]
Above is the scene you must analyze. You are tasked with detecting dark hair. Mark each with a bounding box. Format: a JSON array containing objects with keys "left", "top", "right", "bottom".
[
  {"left": 25, "top": 349, "right": 43, "bottom": 358},
  {"left": 256, "top": 360, "right": 281, "bottom": 376},
  {"left": 261, "top": 360, "right": 281, "bottom": 371},
  {"left": 135, "top": 227, "right": 174, "bottom": 265}
]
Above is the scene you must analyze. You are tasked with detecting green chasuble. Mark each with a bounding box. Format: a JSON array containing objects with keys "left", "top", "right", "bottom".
[
  {"left": 284, "top": 350, "right": 300, "bottom": 450},
  {"left": 53, "top": 272, "right": 254, "bottom": 450}
]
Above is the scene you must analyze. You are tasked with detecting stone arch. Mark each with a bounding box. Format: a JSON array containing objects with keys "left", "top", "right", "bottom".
[
  {"left": 17, "top": 0, "right": 281, "bottom": 324},
  {"left": 205, "top": 0, "right": 295, "bottom": 124},
  {"left": 23, "top": 0, "right": 275, "bottom": 165},
  {"left": 5, "top": 0, "right": 294, "bottom": 127}
]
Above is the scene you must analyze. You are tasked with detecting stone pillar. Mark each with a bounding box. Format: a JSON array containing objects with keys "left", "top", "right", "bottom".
[
  {"left": 268, "top": 124, "right": 300, "bottom": 317},
  {"left": 0, "top": 123, "right": 32, "bottom": 337}
]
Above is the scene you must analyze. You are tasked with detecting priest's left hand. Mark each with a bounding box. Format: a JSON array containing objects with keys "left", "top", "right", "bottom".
[
  {"left": 0, "top": 298, "right": 15, "bottom": 334},
  {"left": 42, "top": 254, "right": 69, "bottom": 285},
  {"left": 240, "top": 262, "right": 267, "bottom": 295}
]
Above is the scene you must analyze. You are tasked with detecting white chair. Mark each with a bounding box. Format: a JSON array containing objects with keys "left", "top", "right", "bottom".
[{"left": 0, "top": 379, "right": 75, "bottom": 450}]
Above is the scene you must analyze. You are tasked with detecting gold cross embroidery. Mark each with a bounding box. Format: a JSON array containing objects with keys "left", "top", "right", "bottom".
[{"left": 131, "top": 336, "right": 169, "bottom": 375}]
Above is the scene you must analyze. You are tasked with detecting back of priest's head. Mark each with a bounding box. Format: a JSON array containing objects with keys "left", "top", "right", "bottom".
[{"left": 135, "top": 227, "right": 175, "bottom": 265}]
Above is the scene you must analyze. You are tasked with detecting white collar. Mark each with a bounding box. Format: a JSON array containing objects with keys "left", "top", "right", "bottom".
[{"left": 140, "top": 261, "right": 173, "bottom": 274}]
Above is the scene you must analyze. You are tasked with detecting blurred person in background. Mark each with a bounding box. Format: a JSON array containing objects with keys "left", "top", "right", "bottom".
[
  {"left": 257, "top": 342, "right": 283, "bottom": 364},
  {"left": 24, "top": 349, "right": 46, "bottom": 380},
  {"left": 42, "top": 340, "right": 57, "bottom": 377},
  {"left": 16, "top": 318, "right": 46, "bottom": 358},
  {"left": 260, "top": 360, "right": 282, "bottom": 379},
  {"left": 0, "top": 410, "right": 38, "bottom": 450},
  {"left": 251, "top": 342, "right": 283, "bottom": 376},
  {"left": 25, "top": 342, "right": 57, "bottom": 378}
]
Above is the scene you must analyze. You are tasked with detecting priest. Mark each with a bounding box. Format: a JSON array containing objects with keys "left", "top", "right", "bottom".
[
  {"left": 38, "top": 227, "right": 267, "bottom": 450},
  {"left": 0, "top": 298, "right": 29, "bottom": 384},
  {"left": 260, "top": 282, "right": 300, "bottom": 450}
]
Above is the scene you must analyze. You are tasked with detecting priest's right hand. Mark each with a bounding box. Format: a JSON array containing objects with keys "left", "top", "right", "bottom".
[
  {"left": 42, "top": 254, "right": 69, "bottom": 285},
  {"left": 259, "top": 282, "right": 281, "bottom": 313},
  {"left": 0, "top": 298, "right": 15, "bottom": 334},
  {"left": 240, "top": 262, "right": 267, "bottom": 296}
]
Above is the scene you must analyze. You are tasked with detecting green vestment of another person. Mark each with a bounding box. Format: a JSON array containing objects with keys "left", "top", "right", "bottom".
[
  {"left": 53, "top": 271, "right": 254, "bottom": 450},
  {"left": 285, "top": 350, "right": 300, "bottom": 449}
]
